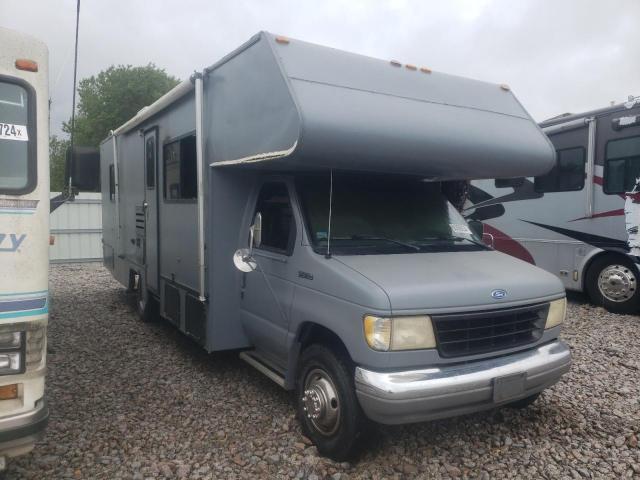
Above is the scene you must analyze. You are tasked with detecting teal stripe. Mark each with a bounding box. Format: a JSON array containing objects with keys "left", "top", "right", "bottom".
[
  {"left": 0, "top": 307, "right": 48, "bottom": 320},
  {"left": 0, "top": 211, "right": 35, "bottom": 215}
]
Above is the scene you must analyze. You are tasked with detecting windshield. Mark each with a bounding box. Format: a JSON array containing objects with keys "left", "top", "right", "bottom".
[
  {"left": 297, "top": 174, "right": 485, "bottom": 255},
  {"left": 0, "top": 80, "right": 32, "bottom": 192}
]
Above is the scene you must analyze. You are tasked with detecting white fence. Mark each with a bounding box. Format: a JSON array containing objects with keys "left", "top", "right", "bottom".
[{"left": 50, "top": 193, "right": 102, "bottom": 263}]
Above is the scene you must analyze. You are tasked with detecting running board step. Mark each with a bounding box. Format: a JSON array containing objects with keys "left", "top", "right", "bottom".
[{"left": 239, "top": 351, "right": 286, "bottom": 388}]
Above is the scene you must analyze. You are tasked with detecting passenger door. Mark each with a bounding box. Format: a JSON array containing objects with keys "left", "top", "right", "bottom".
[
  {"left": 143, "top": 128, "right": 159, "bottom": 294},
  {"left": 239, "top": 181, "right": 297, "bottom": 367}
]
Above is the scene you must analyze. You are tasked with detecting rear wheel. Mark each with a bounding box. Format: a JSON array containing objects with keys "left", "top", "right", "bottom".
[
  {"left": 585, "top": 254, "right": 640, "bottom": 314},
  {"left": 137, "top": 288, "right": 159, "bottom": 323},
  {"left": 296, "top": 344, "right": 369, "bottom": 461}
]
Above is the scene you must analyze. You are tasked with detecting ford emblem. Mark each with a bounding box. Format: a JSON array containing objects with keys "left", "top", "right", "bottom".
[{"left": 491, "top": 289, "right": 507, "bottom": 299}]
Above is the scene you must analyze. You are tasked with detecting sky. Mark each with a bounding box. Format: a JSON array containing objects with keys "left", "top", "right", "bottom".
[{"left": 1, "top": 0, "right": 638, "bottom": 137}]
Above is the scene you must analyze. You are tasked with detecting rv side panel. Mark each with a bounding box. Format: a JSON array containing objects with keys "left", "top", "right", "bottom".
[{"left": 206, "top": 168, "right": 257, "bottom": 351}]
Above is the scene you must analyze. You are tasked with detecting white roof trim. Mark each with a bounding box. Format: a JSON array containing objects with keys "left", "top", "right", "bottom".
[{"left": 210, "top": 141, "right": 298, "bottom": 167}]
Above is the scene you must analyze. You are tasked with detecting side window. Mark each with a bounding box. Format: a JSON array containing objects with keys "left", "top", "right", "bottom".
[
  {"left": 254, "top": 182, "right": 295, "bottom": 255},
  {"left": 535, "top": 147, "right": 585, "bottom": 193},
  {"left": 145, "top": 136, "right": 155, "bottom": 189},
  {"left": 163, "top": 134, "right": 197, "bottom": 200},
  {"left": 604, "top": 136, "right": 640, "bottom": 194},
  {"left": 0, "top": 80, "right": 35, "bottom": 194},
  {"left": 109, "top": 164, "right": 115, "bottom": 202}
]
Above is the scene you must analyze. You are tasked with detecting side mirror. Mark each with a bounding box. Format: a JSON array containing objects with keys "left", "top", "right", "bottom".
[
  {"left": 66, "top": 146, "right": 100, "bottom": 192},
  {"left": 233, "top": 212, "right": 263, "bottom": 273}
]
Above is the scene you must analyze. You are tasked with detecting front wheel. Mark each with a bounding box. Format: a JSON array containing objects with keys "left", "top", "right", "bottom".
[
  {"left": 296, "top": 344, "right": 369, "bottom": 461},
  {"left": 585, "top": 254, "right": 640, "bottom": 314}
]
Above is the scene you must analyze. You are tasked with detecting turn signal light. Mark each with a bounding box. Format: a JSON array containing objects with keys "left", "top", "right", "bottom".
[
  {"left": 0, "top": 384, "right": 18, "bottom": 400},
  {"left": 15, "top": 59, "right": 38, "bottom": 72}
]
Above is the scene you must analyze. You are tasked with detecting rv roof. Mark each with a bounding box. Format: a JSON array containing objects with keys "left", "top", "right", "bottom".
[
  {"left": 106, "top": 32, "right": 555, "bottom": 180},
  {"left": 540, "top": 96, "right": 640, "bottom": 127}
]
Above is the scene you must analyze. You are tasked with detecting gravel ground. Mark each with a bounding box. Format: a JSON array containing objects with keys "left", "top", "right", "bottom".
[{"left": 5, "top": 263, "right": 640, "bottom": 479}]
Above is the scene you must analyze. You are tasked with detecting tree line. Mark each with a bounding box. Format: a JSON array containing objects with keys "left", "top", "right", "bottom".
[{"left": 50, "top": 64, "right": 179, "bottom": 191}]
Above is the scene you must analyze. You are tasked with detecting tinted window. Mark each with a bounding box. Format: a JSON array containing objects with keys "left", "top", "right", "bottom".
[
  {"left": 535, "top": 147, "right": 585, "bottom": 193},
  {"left": 164, "top": 135, "right": 197, "bottom": 200},
  {"left": 297, "top": 175, "right": 483, "bottom": 255},
  {"left": 254, "top": 183, "right": 295, "bottom": 254},
  {"left": 145, "top": 136, "right": 155, "bottom": 189},
  {"left": 0, "top": 81, "right": 33, "bottom": 192},
  {"left": 604, "top": 136, "right": 640, "bottom": 194}
]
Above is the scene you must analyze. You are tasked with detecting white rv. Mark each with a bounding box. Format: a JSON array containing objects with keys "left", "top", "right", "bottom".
[
  {"left": 471, "top": 97, "right": 640, "bottom": 313},
  {"left": 0, "top": 28, "right": 49, "bottom": 467}
]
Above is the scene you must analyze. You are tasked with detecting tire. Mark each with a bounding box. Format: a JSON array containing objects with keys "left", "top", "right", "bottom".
[
  {"left": 507, "top": 392, "right": 540, "bottom": 409},
  {"left": 296, "top": 344, "right": 369, "bottom": 461},
  {"left": 137, "top": 290, "right": 159, "bottom": 323},
  {"left": 585, "top": 254, "right": 640, "bottom": 314}
]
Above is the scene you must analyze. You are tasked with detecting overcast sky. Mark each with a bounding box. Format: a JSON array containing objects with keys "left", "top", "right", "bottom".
[{"left": 1, "top": 0, "right": 638, "bottom": 137}]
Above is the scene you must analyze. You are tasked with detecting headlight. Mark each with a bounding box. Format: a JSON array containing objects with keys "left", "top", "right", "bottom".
[
  {"left": 0, "top": 322, "right": 46, "bottom": 375},
  {"left": 364, "top": 315, "right": 436, "bottom": 351},
  {"left": 0, "top": 328, "right": 22, "bottom": 375},
  {"left": 545, "top": 298, "right": 566, "bottom": 329},
  {"left": 26, "top": 326, "right": 46, "bottom": 371}
]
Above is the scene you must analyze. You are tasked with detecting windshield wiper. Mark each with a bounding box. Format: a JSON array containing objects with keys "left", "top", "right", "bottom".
[
  {"left": 350, "top": 234, "right": 421, "bottom": 251},
  {"left": 420, "top": 235, "right": 489, "bottom": 249}
]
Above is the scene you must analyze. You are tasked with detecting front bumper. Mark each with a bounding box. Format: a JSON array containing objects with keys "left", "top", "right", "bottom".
[
  {"left": 355, "top": 340, "right": 571, "bottom": 425},
  {"left": 0, "top": 399, "right": 48, "bottom": 458}
]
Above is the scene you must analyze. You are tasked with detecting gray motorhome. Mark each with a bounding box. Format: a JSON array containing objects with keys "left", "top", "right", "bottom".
[{"left": 82, "top": 33, "right": 571, "bottom": 459}]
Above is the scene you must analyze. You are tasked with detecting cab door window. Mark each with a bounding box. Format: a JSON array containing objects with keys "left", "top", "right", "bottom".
[{"left": 254, "top": 183, "right": 295, "bottom": 255}]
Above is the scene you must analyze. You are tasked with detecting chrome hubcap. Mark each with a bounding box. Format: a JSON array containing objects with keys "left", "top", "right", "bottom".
[
  {"left": 598, "top": 264, "right": 636, "bottom": 302},
  {"left": 301, "top": 369, "right": 340, "bottom": 436}
]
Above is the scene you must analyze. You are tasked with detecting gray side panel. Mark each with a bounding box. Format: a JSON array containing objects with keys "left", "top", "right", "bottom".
[
  {"left": 156, "top": 96, "right": 199, "bottom": 291},
  {"left": 99, "top": 139, "right": 119, "bottom": 278},
  {"left": 206, "top": 36, "right": 299, "bottom": 164},
  {"left": 117, "top": 131, "right": 145, "bottom": 268},
  {"left": 206, "top": 168, "right": 256, "bottom": 351}
]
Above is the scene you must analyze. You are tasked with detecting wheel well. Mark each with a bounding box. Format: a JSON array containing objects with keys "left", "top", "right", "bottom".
[
  {"left": 297, "top": 323, "right": 352, "bottom": 361},
  {"left": 582, "top": 250, "right": 638, "bottom": 291},
  {"left": 285, "top": 323, "right": 353, "bottom": 390}
]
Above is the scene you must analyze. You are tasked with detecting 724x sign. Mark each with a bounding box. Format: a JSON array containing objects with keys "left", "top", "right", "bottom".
[{"left": 0, "top": 123, "right": 28, "bottom": 142}]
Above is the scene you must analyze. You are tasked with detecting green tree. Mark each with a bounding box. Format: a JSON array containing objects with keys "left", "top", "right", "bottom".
[
  {"left": 49, "top": 135, "right": 69, "bottom": 192},
  {"left": 62, "top": 64, "right": 179, "bottom": 147}
]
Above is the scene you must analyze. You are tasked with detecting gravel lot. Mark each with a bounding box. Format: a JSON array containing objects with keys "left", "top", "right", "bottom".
[{"left": 5, "top": 263, "right": 640, "bottom": 479}]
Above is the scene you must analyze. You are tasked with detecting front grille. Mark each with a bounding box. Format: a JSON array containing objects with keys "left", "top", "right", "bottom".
[{"left": 431, "top": 303, "right": 548, "bottom": 358}]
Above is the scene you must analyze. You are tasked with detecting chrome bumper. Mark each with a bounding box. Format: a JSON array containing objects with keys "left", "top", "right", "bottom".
[
  {"left": 355, "top": 340, "right": 571, "bottom": 425},
  {"left": 0, "top": 399, "right": 48, "bottom": 455}
]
